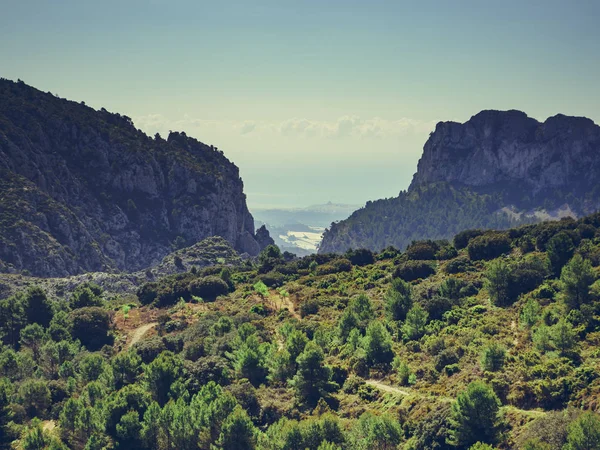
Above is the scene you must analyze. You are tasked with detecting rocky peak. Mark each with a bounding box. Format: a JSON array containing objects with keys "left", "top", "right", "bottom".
[{"left": 410, "top": 110, "right": 600, "bottom": 195}]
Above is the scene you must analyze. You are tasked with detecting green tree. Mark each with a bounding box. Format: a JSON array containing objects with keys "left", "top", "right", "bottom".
[
  {"left": 485, "top": 260, "right": 511, "bottom": 306},
  {"left": 0, "top": 294, "right": 26, "bottom": 347},
  {"left": 550, "top": 318, "right": 577, "bottom": 356},
  {"left": 402, "top": 305, "right": 429, "bottom": 340},
  {"left": 141, "top": 401, "right": 162, "bottom": 450},
  {"left": 337, "top": 309, "right": 359, "bottom": 342},
  {"left": 384, "top": 278, "right": 413, "bottom": 321},
  {"left": 18, "top": 379, "right": 51, "bottom": 418},
  {"left": 393, "top": 357, "right": 411, "bottom": 386},
  {"left": 533, "top": 325, "right": 553, "bottom": 352},
  {"left": 145, "top": 351, "right": 184, "bottom": 406},
  {"left": 448, "top": 382, "right": 502, "bottom": 448},
  {"left": 0, "top": 378, "right": 13, "bottom": 448},
  {"left": 218, "top": 406, "right": 257, "bottom": 450},
  {"left": 21, "top": 419, "right": 50, "bottom": 450},
  {"left": 20, "top": 324, "right": 45, "bottom": 360},
  {"left": 229, "top": 334, "right": 268, "bottom": 386},
  {"left": 520, "top": 298, "right": 541, "bottom": 328},
  {"left": 480, "top": 343, "right": 506, "bottom": 372},
  {"left": 362, "top": 321, "right": 394, "bottom": 368},
  {"left": 349, "top": 412, "right": 403, "bottom": 450},
  {"left": 565, "top": 411, "right": 600, "bottom": 450},
  {"left": 70, "top": 283, "right": 104, "bottom": 309},
  {"left": 115, "top": 410, "right": 143, "bottom": 449},
  {"left": 290, "top": 342, "right": 337, "bottom": 406},
  {"left": 560, "top": 255, "right": 595, "bottom": 311},
  {"left": 112, "top": 351, "right": 142, "bottom": 389},
  {"left": 253, "top": 281, "right": 269, "bottom": 298},
  {"left": 24, "top": 287, "right": 53, "bottom": 328},
  {"left": 285, "top": 329, "right": 308, "bottom": 371},
  {"left": 70, "top": 307, "right": 112, "bottom": 350},
  {"left": 349, "top": 294, "right": 375, "bottom": 325},
  {"left": 547, "top": 232, "right": 575, "bottom": 275}
]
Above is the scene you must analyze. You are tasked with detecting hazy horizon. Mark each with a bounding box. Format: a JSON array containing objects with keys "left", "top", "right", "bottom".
[{"left": 3, "top": 0, "right": 599, "bottom": 208}]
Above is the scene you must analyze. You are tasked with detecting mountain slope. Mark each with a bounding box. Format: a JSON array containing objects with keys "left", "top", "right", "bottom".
[
  {"left": 0, "top": 79, "right": 266, "bottom": 276},
  {"left": 320, "top": 110, "right": 600, "bottom": 253}
]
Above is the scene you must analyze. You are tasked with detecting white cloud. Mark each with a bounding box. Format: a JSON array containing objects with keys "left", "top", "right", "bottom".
[{"left": 133, "top": 114, "right": 437, "bottom": 140}]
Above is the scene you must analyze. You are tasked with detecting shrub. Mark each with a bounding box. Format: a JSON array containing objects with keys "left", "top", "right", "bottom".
[
  {"left": 257, "top": 271, "right": 285, "bottom": 288},
  {"left": 454, "top": 229, "right": 485, "bottom": 250},
  {"left": 467, "top": 233, "right": 511, "bottom": 261},
  {"left": 393, "top": 261, "right": 435, "bottom": 281},
  {"left": 406, "top": 241, "right": 438, "bottom": 260},
  {"left": 316, "top": 259, "right": 353, "bottom": 275},
  {"left": 137, "top": 282, "right": 159, "bottom": 305},
  {"left": 345, "top": 248, "right": 374, "bottom": 266},
  {"left": 188, "top": 276, "right": 229, "bottom": 301},
  {"left": 299, "top": 299, "right": 319, "bottom": 318},
  {"left": 444, "top": 256, "right": 472, "bottom": 274}
]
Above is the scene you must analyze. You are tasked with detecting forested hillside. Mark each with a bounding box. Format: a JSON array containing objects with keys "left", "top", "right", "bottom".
[{"left": 3, "top": 213, "right": 600, "bottom": 449}]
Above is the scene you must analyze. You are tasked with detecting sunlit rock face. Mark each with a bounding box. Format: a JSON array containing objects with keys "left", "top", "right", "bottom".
[{"left": 411, "top": 110, "right": 600, "bottom": 196}]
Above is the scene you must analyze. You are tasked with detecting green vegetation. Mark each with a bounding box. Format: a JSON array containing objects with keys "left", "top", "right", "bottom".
[{"left": 2, "top": 213, "right": 600, "bottom": 448}]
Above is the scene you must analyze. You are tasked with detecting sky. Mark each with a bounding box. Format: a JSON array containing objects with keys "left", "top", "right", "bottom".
[{"left": 2, "top": 0, "right": 599, "bottom": 209}]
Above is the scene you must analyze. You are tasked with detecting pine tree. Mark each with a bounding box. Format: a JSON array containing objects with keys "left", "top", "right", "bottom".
[{"left": 448, "top": 382, "right": 502, "bottom": 448}]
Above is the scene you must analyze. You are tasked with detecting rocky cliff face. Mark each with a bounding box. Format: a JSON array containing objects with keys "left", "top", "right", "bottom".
[
  {"left": 411, "top": 110, "right": 600, "bottom": 198},
  {"left": 319, "top": 110, "right": 600, "bottom": 254},
  {"left": 0, "top": 79, "right": 268, "bottom": 276}
]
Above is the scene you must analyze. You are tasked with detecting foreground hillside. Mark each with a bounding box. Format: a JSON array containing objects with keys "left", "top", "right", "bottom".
[
  {"left": 2, "top": 214, "right": 600, "bottom": 449},
  {"left": 320, "top": 110, "right": 600, "bottom": 254},
  {"left": 0, "top": 79, "right": 269, "bottom": 277}
]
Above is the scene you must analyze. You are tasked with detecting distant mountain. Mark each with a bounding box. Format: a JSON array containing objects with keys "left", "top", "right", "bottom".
[
  {"left": 0, "top": 79, "right": 270, "bottom": 276},
  {"left": 319, "top": 110, "right": 600, "bottom": 253},
  {"left": 252, "top": 202, "right": 360, "bottom": 255}
]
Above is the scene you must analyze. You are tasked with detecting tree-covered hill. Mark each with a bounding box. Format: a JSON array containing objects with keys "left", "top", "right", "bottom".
[{"left": 3, "top": 212, "right": 600, "bottom": 448}]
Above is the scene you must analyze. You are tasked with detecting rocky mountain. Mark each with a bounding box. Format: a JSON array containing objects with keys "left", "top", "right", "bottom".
[
  {"left": 0, "top": 79, "right": 269, "bottom": 276},
  {"left": 319, "top": 110, "right": 600, "bottom": 253}
]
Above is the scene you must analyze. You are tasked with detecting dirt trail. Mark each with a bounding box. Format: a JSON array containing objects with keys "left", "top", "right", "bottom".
[
  {"left": 366, "top": 379, "right": 452, "bottom": 402},
  {"left": 365, "top": 379, "right": 415, "bottom": 397},
  {"left": 365, "top": 379, "right": 546, "bottom": 418},
  {"left": 42, "top": 420, "right": 56, "bottom": 432},
  {"left": 127, "top": 322, "right": 157, "bottom": 349},
  {"left": 511, "top": 319, "right": 519, "bottom": 347}
]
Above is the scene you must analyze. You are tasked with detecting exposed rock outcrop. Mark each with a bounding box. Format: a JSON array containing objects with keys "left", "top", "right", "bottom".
[
  {"left": 0, "top": 79, "right": 270, "bottom": 276},
  {"left": 411, "top": 110, "right": 600, "bottom": 195}
]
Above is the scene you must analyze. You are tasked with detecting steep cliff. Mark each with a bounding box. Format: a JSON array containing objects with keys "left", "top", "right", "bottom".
[
  {"left": 320, "top": 110, "right": 600, "bottom": 253},
  {"left": 0, "top": 79, "right": 267, "bottom": 276},
  {"left": 411, "top": 110, "right": 600, "bottom": 198}
]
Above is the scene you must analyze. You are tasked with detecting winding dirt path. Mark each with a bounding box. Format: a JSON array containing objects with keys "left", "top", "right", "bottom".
[
  {"left": 365, "top": 379, "right": 546, "bottom": 418},
  {"left": 127, "top": 322, "right": 157, "bottom": 349}
]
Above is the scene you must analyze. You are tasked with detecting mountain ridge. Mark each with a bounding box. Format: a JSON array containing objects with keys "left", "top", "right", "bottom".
[
  {"left": 319, "top": 110, "right": 600, "bottom": 254},
  {"left": 0, "top": 79, "right": 269, "bottom": 276}
]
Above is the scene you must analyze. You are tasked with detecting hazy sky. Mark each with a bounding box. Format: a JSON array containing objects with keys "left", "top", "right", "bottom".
[{"left": 2, "top": 0, "right": 599, "bottom": 209}]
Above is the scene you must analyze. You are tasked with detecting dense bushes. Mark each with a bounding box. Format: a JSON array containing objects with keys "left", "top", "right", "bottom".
[
  {"left": 393, "top": 261, "right": 436, "bottom": 281},
  {"left": 467, "top": 232, "right": 511, "bottom": 260},
  {"left": 316, "top": 258, "right": 352, "bottom": 275},
  {"left": 188, "top": 276, "right": 229, "bottom": 300}
]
